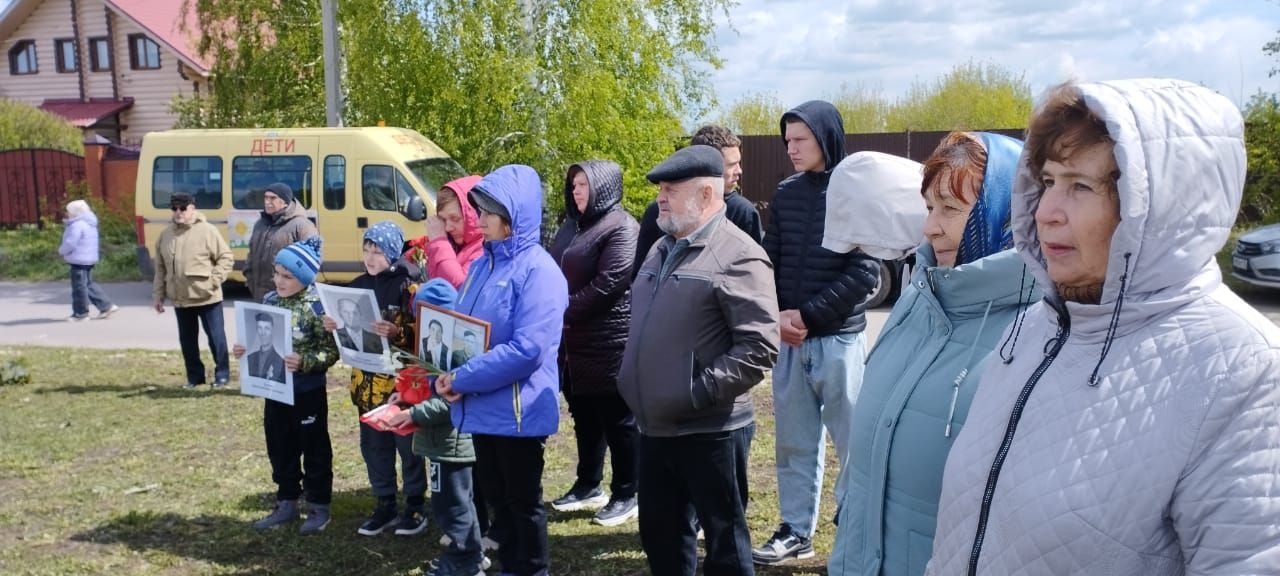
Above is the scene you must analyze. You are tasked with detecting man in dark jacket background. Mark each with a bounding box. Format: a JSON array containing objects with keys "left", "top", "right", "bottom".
[
  {"left": 753, "top": 101, "right": 880, "bottom": 565},
  {"left": 548, "top": 160, "right": 642, "bottom": 527},
  {"left": 619, "top": 145, "right": 780, "bottom": 576},
  {"left": 634, "top": 124, "right": 762, "bottom": 276},
  {"left": 245, "top": 182, "right": 318, "bottom": 301}
]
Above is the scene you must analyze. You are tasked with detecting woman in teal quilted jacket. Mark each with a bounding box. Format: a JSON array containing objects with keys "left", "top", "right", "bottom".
[{"left": 828, "top": 132, "right": 1037, "bottom": 576}]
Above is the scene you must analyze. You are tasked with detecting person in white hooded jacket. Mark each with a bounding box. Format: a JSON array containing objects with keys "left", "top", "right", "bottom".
[{"left": 926, "top": 78, "right": 1280, "bottom": 575}]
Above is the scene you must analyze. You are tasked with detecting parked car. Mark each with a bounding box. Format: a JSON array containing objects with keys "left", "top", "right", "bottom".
[
  {"left": 866, "top": 253, "right": 916, "bottom": 308},
  {"left": 1232, "top": 223, "right": 1280, "bottom": 290}
]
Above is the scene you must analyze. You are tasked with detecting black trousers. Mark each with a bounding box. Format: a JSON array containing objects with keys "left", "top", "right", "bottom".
[
  {"left": 639, "top": 430, "right": 754, "bottom": 576},
  {"left": 565, "top": 392, "right": 639, "bottom": 499},
  {"left": 175, "top": 302, "right": 229, "bottom": 385},
  {"left": 263, "top": 387, "right": 333, "bottom": 505},
  {"left": 474, "top": 434, "right": 548, "bottom": 576}
]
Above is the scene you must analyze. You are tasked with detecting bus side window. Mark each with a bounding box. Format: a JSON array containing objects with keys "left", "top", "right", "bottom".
[
  {"left": 153, "top": 156, "right": 223, "bottom": 209},
  {"left": 362, "top": 165, "right": 397, "bottom": 212},
  {"left": 324, "top": 155, "right": 345, "bottom": 210}
]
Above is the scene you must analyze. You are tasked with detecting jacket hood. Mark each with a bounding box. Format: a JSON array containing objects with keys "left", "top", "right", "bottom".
[
  {"left": 563, "top": 160, "right": 623, "bottom": 227},
  {"left": 781, "top": 100, "right": 846, "bottom": 172},
  {"left": 958, "top": 132, "right": 1023, "bottom": 265},
  {"left": 1012, "top": 79, "right": 1245, "bottom": 339},
  {"left": 67, "top": 211, "right": 99, "bottom": 227},
  {"left": 443, "top": 175, "right": 484, "bottom": 247},
  {"left": 916, "top": 243, "right": 1037, "bottom": 316},
  {"left": 473, "top": 165, "right": 544, "bottom": 257}
]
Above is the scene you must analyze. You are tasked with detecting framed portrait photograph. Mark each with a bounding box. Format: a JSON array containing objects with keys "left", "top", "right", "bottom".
[
  {"left": 315, "top": 282, "right": 394, "bottom": 375},
  {"left": 234, "top": 301, "right": 294, "bottom": 405},
  {"left": 415, "top": 301, "right": 490, "bottom": 372}
]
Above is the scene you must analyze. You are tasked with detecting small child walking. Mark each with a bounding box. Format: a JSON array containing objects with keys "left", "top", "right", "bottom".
[
  {"left": 234, "top": 236, "right": 338, "bottom": 534},
  {"left": 385, "top": 278, "right": 487, "bottom": 576}
]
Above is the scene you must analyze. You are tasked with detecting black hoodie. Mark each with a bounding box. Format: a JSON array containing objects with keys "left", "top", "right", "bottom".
[{"left": 764, "top": 100, "right": 879, "bottom": 335}]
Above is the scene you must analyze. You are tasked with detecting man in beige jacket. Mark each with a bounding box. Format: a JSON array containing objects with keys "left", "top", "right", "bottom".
[{"left": 153, "top": 193, "right": 234, "bottom": 389}]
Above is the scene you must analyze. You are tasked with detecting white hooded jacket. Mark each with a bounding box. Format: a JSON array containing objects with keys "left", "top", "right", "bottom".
[{"left": 926, "top": 79, "right": 1280, "bottom": 575}]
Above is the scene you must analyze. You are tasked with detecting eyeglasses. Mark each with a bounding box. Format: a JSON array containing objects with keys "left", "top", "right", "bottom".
[{"left": 170, "top": 205, "right": 190, "bottom": 212}]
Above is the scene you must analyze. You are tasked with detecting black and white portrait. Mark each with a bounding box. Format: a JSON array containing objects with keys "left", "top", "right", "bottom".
[
  {"left": 451, "top": 326, "right": 482, "bottom": 369},
  {"left": 315, "top": 283, "right": 393, "bottom": 375},
  {"left": 420, "top": 317, "right": 452, "bottom": 371},
  {"left": 247, "top": 311, "right": 286, "bottom": 383},
  {"left": 416, "top": 301, "right": 490, "bottom": 373},
  {"left": 234, "top": 301, "right": 294, "bottom": 405}
]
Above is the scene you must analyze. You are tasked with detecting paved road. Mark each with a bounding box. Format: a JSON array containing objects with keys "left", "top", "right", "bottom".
[{"left": 2, "top": 281, "right": 1278, "bottom": 351}]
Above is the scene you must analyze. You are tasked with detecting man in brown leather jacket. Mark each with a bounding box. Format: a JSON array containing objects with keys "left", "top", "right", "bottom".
[{"left": 618, "top": 145, "right": 780, "bottom": 576}]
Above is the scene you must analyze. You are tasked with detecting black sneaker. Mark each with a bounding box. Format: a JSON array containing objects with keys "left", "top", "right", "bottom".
[
  {"left": 211, "top": 378, "right": 229, "bottom": 389},
  {"left": 592, "top": 496, "right": 638, "bottom": 527},
  {"left": 550, "top": 486, "right": 608, "bottom": 512},
  {"left": 182, "top": 382, "right": 201, "bottom": 390},
  {"left": 393, "top": 507, "right": 428, "bottom": 536},
  {"left": 357, "top": 502, "right": 399, "bottom": 536},
  {"left": 751, "top": 523, "right": 814, "bottom": 565}
]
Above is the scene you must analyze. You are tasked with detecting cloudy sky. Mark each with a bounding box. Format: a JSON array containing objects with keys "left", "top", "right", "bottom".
[
  {"left": 707, "top": 0, "right": 1280, "bottom": 115},
  {"left": 4, "top": 0, "right": 1274, "bottom": 113}
]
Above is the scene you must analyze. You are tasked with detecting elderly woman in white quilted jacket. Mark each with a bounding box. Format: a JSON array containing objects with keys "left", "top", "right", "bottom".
[{"left": 925, "top": 79, "right": 1280, "bottom": 575}]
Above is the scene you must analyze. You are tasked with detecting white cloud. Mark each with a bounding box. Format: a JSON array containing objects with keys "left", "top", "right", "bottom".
[{"left": 706, "top": 0, "right": 1280, "bottom": 120}]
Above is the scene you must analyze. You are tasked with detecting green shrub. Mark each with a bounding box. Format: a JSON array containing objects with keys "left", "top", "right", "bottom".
[{"left": 0, "top": 99, "right": 82, "bottom": 153}]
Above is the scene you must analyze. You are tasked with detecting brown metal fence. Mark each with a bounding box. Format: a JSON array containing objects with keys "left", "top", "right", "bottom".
[
  {"left": 738, "top": 129, "right": 1025, "bottom": 224},
  {"left": 0, "top": 148, "right": 87, "bottom": 228}
]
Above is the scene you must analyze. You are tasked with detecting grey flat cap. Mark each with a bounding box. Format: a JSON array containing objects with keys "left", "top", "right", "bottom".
[{"left": 646, "top": 144, "right": 724, "bottom": 184}]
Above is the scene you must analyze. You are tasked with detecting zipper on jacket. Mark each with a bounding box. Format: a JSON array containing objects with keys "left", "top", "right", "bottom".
[
  {"left": 967, "top": 315, "right": 1070, "bottom": 576},
  {"left": 511, "top": 382, "right": 522, "bottom": 432}
]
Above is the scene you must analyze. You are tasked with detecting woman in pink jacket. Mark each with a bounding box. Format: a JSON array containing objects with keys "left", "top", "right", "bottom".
[{"left": 403, "top": 175, "right": 484, "bottom": 289}]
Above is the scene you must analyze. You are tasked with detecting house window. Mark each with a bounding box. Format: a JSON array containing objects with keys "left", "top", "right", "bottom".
[
  {"left": 89, "top": 37, "right": 111, "bottom": 72},
  {"left": 231, "top": 156, "right": 313, "bottom": 209},
  {"left": 8, "top": 40, "right": 36, "bottom": 75},
  {"left": 152, "top": 156, "right": 223, "bottom": 209},
  {"left": 55, "top": 38, "right": 77, "bottom": 73},
  {"left": 128, "top": 34, "right": 160, "bottom": 70}
]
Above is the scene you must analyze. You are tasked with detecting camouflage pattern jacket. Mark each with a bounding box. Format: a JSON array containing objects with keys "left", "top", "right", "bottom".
[{"left": 264, "top": 286, "right": 338, "bottom": 394}]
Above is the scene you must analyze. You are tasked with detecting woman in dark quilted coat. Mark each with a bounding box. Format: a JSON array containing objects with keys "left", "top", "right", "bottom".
[{"left": 547, "top": 160, "right": 641, "bottom": 527}]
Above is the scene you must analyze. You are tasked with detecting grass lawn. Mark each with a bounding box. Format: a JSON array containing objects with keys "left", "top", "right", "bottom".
[{"left": 0, "top": 347, "right": 838, "bottom": 576}]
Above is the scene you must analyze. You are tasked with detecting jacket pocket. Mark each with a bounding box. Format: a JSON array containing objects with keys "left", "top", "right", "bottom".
[
  {"left": 184, "top": 272, "right": 215, "bottom": 301},
  {"left": 648, "top": 349, "right": 697, "bottom": 419},
  {"left": 689, "top": 351, "right": 714, "bottom": 410}
]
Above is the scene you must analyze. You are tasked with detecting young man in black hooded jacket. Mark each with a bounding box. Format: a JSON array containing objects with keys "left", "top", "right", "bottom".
[{"left": 753, "top": 101, "right": 880, "bottom": 566}]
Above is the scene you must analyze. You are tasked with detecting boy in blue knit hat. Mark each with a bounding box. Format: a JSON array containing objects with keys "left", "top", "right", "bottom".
[
  {"left": 234, "top": 235, "right": 339, "bottom": 535},
  {"left": 384, "top": 278, "right": 488, "bottom": 576},
  {"left": 322, "top": 221, "right": 428, "bottom": 537}
]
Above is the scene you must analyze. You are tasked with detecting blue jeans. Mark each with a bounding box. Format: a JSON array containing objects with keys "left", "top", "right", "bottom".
[
  {"left": 772, "top": 331, "right": 866, "bottom": 537},
  {"left": 359, "top": 422, "right": 426, "bottom": 504},
  {"left": 174, "top": 302, "right": 229, "bottom": 385},
  {"left": 431, "top": 460, "right": 483, "bottom": 569},
  {"left": 69, "top": 264, "right": 113, "bottom": 317}
]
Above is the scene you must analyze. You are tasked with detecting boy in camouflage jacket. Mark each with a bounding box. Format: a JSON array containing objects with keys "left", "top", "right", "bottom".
[{"left": 235, "top": 236, "right": 338, "bottom": 535}]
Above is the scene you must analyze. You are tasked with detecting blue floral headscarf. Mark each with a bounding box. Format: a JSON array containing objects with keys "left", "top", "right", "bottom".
[
  {"left": 363, "top": 221, "right": 404, "bottom": 267},
  {"left": 957, "top": 132, "right": 1024, "bottom": 266}
]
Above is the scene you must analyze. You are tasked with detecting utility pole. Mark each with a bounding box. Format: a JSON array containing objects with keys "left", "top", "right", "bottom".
[{"left": 321, "top": 0, "right": 343, "bottom": 127}]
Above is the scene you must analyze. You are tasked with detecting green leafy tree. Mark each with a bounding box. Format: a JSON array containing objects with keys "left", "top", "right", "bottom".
[
  {"left": 1243, "top": 92, "right": 1280, "bottom": 223},
  {"left": 717, "top": 63, "right": 1029, "bottom": 136},
  {"left": 884, "top": 61, "right": 1032, "bottom": 132},
  {"left": 716, "top": 91, "right": 787, "bottom": 136},
  {"left": 178, "top": 0, "right": 728, "bottom": 217},
  {"left": 0, "top": 99, "right": 82, "bottom": 153}
]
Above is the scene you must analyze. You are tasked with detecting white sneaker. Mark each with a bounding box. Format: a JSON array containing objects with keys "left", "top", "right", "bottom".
[{"left": 94, "top": 305, "right": 120, "bottom": 320}]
